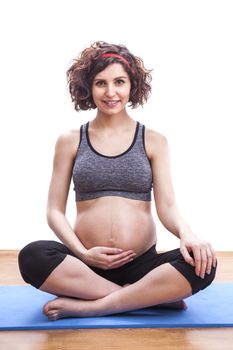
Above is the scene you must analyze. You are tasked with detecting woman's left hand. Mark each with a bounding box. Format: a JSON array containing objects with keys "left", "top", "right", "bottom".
[{"left": 180, "top": 236, "right": 217, "bottom": 278}]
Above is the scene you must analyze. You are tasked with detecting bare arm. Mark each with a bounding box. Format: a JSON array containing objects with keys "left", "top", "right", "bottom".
[
  {"left": 47, "top": 130, "right": 88, "bottom": 258},
  {"left": 148, "top": 131, "right": 192, "bottom": 238},
  {"left": 145, "top": 128, "right": 217, "bottom": 277}
]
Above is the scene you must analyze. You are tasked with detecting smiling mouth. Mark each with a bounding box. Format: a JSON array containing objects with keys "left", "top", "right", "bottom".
[{"left": 103, "top": 100, "right": 120, "bottom": 108}]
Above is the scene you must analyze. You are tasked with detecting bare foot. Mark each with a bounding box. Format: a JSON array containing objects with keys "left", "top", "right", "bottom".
[
  {"left": 43, "top": 296, "right": 187, "bottom": 321},
  {"left": 43, "top": 297, "right": 96, "bottom": 320}
]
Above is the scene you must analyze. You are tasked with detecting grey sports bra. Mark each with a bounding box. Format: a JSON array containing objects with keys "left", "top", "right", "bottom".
[{"left": 72, "top": 121, "right": 153, "bottom": 202}]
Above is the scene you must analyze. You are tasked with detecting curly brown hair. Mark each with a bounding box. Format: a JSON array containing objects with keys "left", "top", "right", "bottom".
[{"left": 67, "top": 41, "right": 152, "bottom": 111}]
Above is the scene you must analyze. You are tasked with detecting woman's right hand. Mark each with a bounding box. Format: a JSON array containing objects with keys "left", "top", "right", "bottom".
[{"left": 81, "top": 246, "right": 136, "bottom": 270}]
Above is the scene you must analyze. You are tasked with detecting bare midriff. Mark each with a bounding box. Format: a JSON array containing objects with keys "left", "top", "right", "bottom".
[{"left": 73, "top": 196, "right": 157, "bottom": 257}]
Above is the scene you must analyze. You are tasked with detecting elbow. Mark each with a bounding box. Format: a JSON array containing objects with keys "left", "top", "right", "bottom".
[
  {"left": 46, "top": 207, "right": 55, "bottom": 228},
  {"left": 46, "top": 208, "right": 53, "bottom": 227},
  {"left": 46, "top": 205, "right": 65, "bottom": 228},
  {"left": 156, "top": 200, "right": 176, "bottom": 219}
]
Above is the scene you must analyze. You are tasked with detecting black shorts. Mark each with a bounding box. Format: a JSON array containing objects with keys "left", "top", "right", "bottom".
[{"left": 18, "top": 240, "right": 216, "bottom": 295}]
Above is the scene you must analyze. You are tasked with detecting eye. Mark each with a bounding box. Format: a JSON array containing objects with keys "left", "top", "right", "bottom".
[
  {"left": 115, "top": 79, "right": 125, "bottom": 85},
  {"left": 95, "top": 80, "right": 106, "bottom": 87}
]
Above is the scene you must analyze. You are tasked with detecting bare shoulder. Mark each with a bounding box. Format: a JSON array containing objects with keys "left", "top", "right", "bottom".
[
  {"left": 144, "top": 126, "right": 169, "bottom": 159},
  {"left": 55, "top": 128, "right": 80, "bottom": 158}
]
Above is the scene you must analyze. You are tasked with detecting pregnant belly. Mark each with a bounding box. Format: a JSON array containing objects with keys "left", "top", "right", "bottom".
[{"left": 73, "top": 197, "right": 157, "bottom": 256}]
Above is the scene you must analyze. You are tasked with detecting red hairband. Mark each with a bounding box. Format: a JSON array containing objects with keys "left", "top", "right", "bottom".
[{"left": 101, "top": 53, "right": 130, "bottom": 68}]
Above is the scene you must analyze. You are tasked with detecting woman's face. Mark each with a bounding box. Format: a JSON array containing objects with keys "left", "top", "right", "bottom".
[{"left": 92, "top": 63, "right": 131, "bottom": 115}]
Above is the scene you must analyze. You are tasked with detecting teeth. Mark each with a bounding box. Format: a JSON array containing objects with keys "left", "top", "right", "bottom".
[{"left": 104, "top": 101, "right": 119, "bottom": 107}]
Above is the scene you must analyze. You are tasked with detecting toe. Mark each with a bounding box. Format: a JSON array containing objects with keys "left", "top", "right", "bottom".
[
  {"left": 43, "top": 301, "right": 52, "bottom": 315},
  {"left": 48, "top": 312, "right": 58, "bottom": 321}
]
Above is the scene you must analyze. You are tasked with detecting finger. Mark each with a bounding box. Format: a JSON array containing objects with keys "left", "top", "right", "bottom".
[
  {"left": 205, "top": 247, "right": 214, "bottom": 275},
  {"left": 192, "top": 248, "right": 202, "bottom": 277},
  {"left": 210, "top": 247, "right": 217, "bottom": 268},
  {"left": 100, "top": 247, "right": 123, "bottom": 255},
  {"left": 199, "top": 249, "right": 208, "bottom": 278},
  {"left": 91, "top": 250, "right": 135, "bottom": 269},
  {"left": 109, "top": 254, "right": 136, "bottom": 268},
  {"left": 180, "top": 245, "right": 195, "bottom": 266},
  {"left": 110, "top": 251, "right": 136, "bottom": 264}
]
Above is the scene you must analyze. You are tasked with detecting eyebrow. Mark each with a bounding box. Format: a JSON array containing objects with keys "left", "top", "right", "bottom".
[{"left": 93, "top": 76, "right": 128, "bottom": 81}]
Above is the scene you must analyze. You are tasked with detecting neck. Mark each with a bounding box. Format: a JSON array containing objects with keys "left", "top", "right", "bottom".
[{"left": 92, "top": 110, "right": 134, "bottom": 130}]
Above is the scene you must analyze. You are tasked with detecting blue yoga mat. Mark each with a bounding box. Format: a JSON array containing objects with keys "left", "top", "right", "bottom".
[{"left": 0, "top": 283, "right": 232, "bottom": 330}]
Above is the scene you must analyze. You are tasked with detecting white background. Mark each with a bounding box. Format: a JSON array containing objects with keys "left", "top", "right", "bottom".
[{"left": 0, "top": 0, "right": 232, "bottom": 250}]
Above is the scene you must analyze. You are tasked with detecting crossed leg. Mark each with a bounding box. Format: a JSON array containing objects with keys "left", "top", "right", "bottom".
[
  {"left": 41, "top": 255, "right": 192, "bottom": 320},
  {"left": 39, "top": 255, "right": 122, "bottom": 299}
]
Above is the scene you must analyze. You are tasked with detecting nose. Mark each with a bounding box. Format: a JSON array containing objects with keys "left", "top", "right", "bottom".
[{"left": 105, "top": 83, "right": 116, "bottom": 97}]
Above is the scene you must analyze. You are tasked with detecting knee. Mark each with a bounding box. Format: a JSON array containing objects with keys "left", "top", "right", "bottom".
[
  {"left": 18, "top": 240, "right": 70, "bottom": 289},
  {"left": 171, "top": 254, "right": 217, "bottom": 295},
  {"left": 18, "top": 240, "right": 49, "bottom": 286},
  {"left": 18, "top": 240, "right": 48, "bottom": 268},
  {"left": 192, "top": 262, "right": 217, "bottom": 295},
  {"left": 204, "top": 262, "right": 217, "bottom": 287}
]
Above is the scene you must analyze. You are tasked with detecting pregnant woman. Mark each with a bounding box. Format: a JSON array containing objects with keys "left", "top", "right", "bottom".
[{"left": 18, "top": 41, "right": 217, "bottom": 320}]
